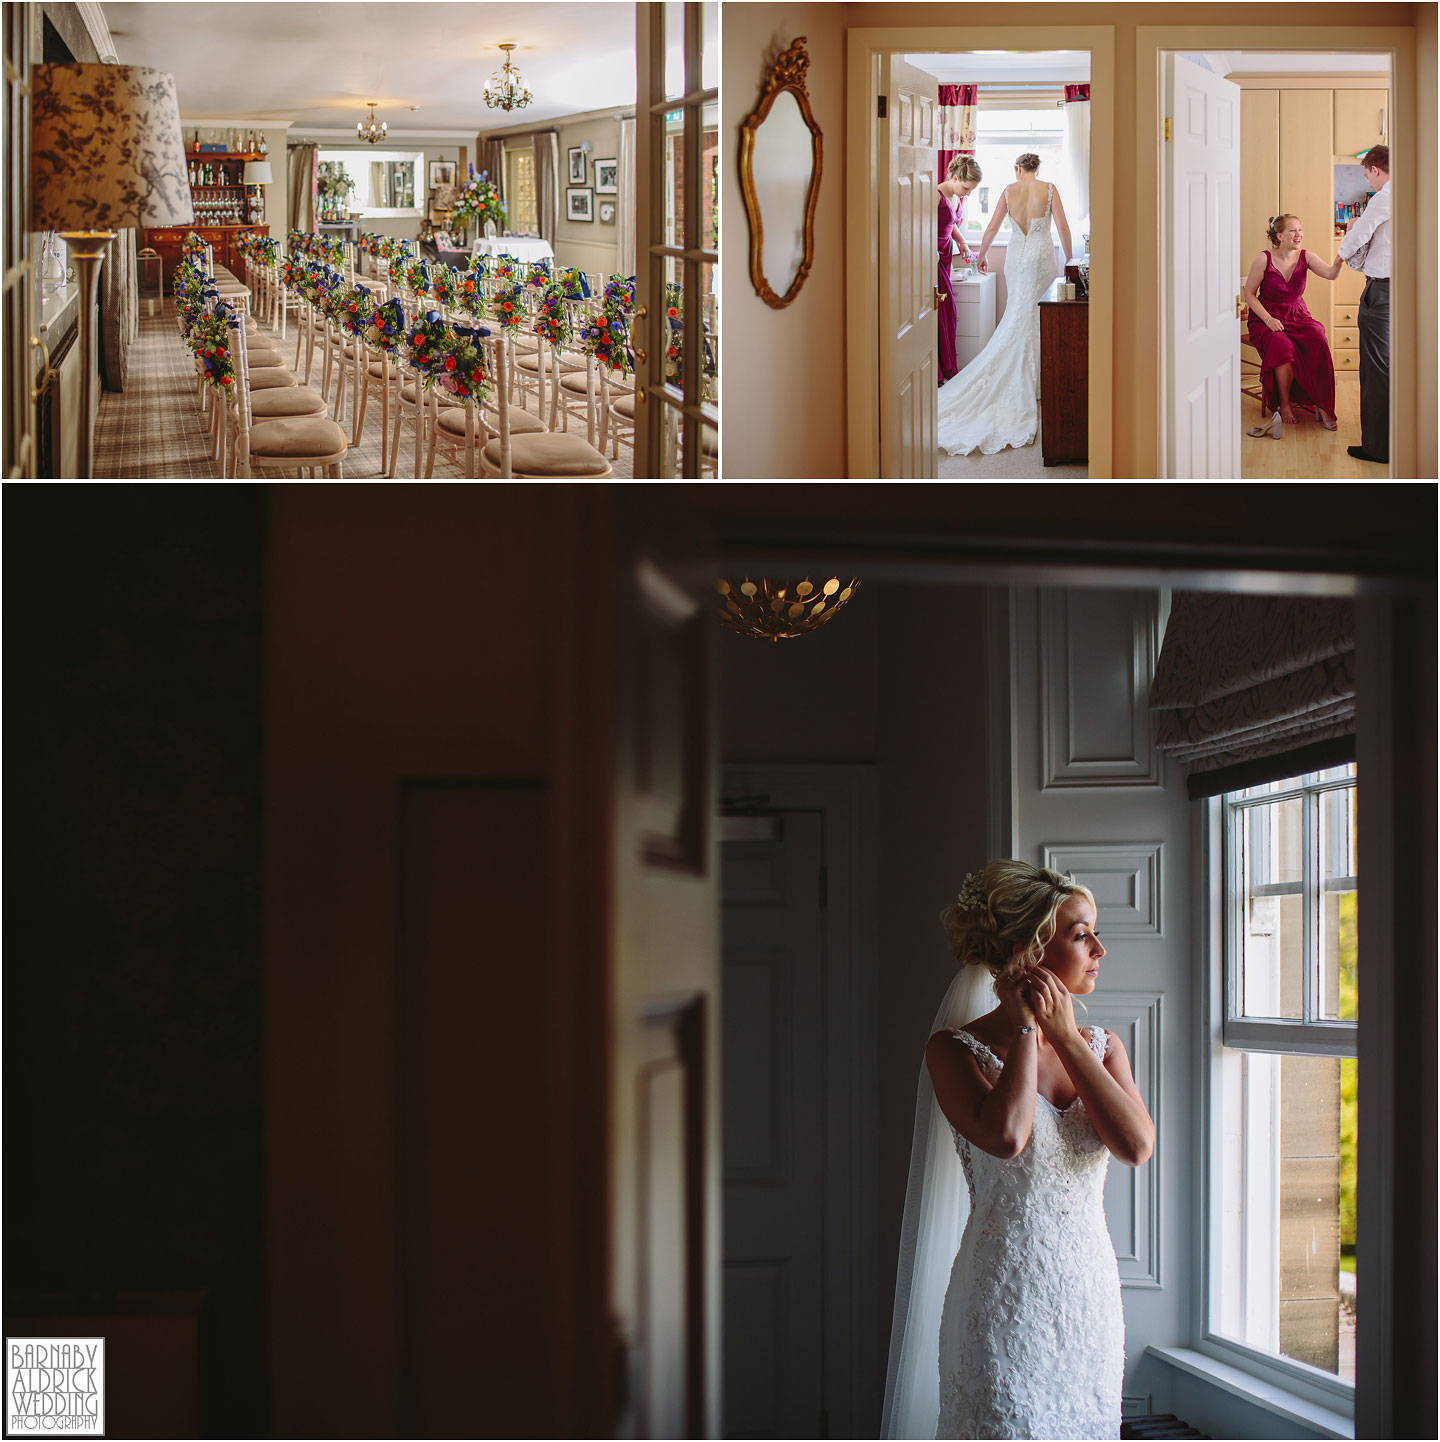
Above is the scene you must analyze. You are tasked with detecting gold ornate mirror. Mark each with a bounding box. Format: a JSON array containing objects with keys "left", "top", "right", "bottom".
[{"left": 739, "top": 37, "right": 823, "bottom": 309}]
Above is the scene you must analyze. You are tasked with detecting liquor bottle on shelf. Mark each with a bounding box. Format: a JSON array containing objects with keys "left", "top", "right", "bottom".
[{"left": 259, "top": 131, "right": 268, "bottom": 155}]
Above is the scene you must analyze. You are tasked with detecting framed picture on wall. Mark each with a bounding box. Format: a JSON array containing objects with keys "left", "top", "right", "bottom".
[
  {"left": 566, "top": 187, "right": 594, "bottom": 222},
  {"left": 429, "top": 160, "right": 456, "bottom": 189},
  {"left": 593, "top": 158, "right": 618, "bottom": 194},
  {"left": 567, "top": 146, "right": 586, "bottom": 184}
]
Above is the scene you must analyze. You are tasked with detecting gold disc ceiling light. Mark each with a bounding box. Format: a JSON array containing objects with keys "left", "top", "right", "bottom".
[
  {"left": 716, "top": 576, "right": 861, "bottom": 642},
  {"left": 483, "top": 44, "right": 533, "bottom": 112}
]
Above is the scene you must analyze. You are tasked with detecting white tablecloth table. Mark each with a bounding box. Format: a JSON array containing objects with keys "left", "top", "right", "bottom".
[{"left": 471, "top": 236, "right": 555, "bottom": 264}]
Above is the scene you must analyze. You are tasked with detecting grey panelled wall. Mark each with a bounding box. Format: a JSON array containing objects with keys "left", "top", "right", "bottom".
[{"left": 1010, "top": 586, "right": 1194, "bottom": 1409}]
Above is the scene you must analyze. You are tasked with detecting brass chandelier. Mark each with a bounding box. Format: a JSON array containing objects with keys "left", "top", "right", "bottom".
[
  {"left": 356, "top": 101, "right": 387, "bottom": 144},
  {"left": 716, "top": 576, "right": 861, "bottom": 642},
  {"left": 483, "top": 44, "right": 533, "bottom": 112}
]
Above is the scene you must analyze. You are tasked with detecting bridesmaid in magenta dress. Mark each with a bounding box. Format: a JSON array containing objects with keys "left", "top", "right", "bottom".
[
  {"left": 937, "top": 156, "right": 983, "bottom": 385},
  {"left": 1243, "top": 213, "right": 1341, "bottom": 427}
]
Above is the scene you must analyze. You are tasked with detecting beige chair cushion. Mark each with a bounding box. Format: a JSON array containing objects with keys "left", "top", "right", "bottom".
[
  {"left": 489, "top": 405, "right": 546, "bottom": 435},
  {"left": 550, "top": 369, "right": 596, "bottom": 397},
  {"left": 248, "top": 385, "right": 327, "bottom": 418},
  {"left": 367, "top": 360, "right": 398, "bottom": 379},
  {"left": 612, "top": 392, "right": 637, "bottom": 420},
  {"left": 483, "top": 432, "right": 610, "bottom": 477},
  {"left": 516, "top": 351, "right": 585, "bottom": 374},
  {"left": 247, "top": 415, "right": 347, "bottom": 459},
  {"left": 248, "top": 369, "right": 299, "bottom": 389},
  {"left": 247, "top": 351, "right": 286, "bottom": 368},
  {"left": 399, "top": 381, "right": 461, "bottom": 407},
  {"left": 435, "top": 407, "right": 492, "bottom": 440}
]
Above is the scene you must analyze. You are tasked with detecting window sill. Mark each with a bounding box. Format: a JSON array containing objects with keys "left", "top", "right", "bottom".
[{"left": 1146, "top": 1346, "right": 1352, "bottom": 1439}]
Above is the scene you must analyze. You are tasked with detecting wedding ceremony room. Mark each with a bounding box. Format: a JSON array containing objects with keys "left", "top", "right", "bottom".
[
  {"left": 3, "top": 0, "right": 718, "bottom": 479},
  {"left": 722, "top": 1, "right": 1437, "bottom": 479}
]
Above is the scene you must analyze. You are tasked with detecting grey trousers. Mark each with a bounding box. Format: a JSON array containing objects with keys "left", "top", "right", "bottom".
[{"left": 1358, "top": 277, "right": 1389, "bottom": 461}]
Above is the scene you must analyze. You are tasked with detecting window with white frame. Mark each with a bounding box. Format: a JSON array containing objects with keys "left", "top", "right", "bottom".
[
  {"left": 964, "top": 105, "right": 1065, "bottom": 233},
  {"left": 1212, "top": 763, "right": 1357, "bottom": 1390}
]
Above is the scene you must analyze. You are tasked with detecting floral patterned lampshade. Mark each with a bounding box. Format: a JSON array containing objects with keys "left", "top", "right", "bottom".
[{"left": 31, "top": 64, "right": 194, "bottom": 232}]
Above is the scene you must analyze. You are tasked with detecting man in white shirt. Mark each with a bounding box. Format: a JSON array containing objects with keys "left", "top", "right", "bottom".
[{"left": 1335, "top": 144, "right": 1390, "bottom": 464}]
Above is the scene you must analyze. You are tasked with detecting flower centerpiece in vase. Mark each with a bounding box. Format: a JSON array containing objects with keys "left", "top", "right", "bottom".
[
  {"left": 449, "top": 165, "right": 506, "bottom": 244},
  {"left": 318, "top": 162, "right": 356, "bottom": 223}
]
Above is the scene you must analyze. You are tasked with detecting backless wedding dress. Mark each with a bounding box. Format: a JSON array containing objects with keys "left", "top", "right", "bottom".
[
  {"left": 936, "top": 182, "right": 1061, "bottom": 457},
  {"left": 937, "top": 1026, "right": 1123, "bottom": 1439}
]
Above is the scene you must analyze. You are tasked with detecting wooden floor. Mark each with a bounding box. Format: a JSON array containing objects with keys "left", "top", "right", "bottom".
[{"left": 1240, "top": 372, "right": 1388, "bottom": 479}]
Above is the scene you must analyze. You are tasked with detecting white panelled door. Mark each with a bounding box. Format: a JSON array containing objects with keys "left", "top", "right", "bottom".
[
  {"left": 1008, "top": 586, "right": 1194, "bottom": 1404},
  {"left": 1163, "top": 53, "right": 1241, "bottom": 478},
  {"left": 721, "top": 810, "right": 826, "bottom": 1438},
  {"left": 880, "top": 55, "right": 939, "bottom": 478}
]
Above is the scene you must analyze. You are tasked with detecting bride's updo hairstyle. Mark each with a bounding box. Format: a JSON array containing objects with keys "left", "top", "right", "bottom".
[
  {"left": 947, "top": 154, "right": 983, "bottom": 184},
  {"left": 941, "top": 859, "right": 1095, "bottom": 989},
  {"left": 1267, "top": 213, "right": 1299, "bottom": 246},
  {"left": 1015, "top": 153, "right": 1042, "bottom": 173}
]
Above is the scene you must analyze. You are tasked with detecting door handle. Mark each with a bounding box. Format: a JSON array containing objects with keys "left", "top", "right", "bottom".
[
  {"left": 30, "top": 335, "right": 52, "bottom": 401},
  {"left": 934, "top": 287, "right": 945, "bottom": 309}
]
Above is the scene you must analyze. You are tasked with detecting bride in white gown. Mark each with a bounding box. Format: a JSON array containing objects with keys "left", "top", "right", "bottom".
[
  {"left": 937, "top": 156, "right": 1074, "bottom": 457},
  {"left": 881, "top": 860, "right": 1155, "bottom": 1440}
]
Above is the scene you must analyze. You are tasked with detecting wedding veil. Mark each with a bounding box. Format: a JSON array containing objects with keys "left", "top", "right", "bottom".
[{"left": 880, "top": 961, "right": 998, "bottom": 1439}]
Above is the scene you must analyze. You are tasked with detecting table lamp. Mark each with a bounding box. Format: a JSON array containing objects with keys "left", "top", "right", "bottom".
[
  {"left": 243, "top": 159, "right": 273, "bottom": 223},
  {"left": 31, "top": 63, "right": 192, "bottom": 478}
]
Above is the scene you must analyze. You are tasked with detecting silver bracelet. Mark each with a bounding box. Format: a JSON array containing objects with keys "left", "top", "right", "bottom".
[{"left": 1017, "top": 1024, "right": 1036, "bottom": 1034}]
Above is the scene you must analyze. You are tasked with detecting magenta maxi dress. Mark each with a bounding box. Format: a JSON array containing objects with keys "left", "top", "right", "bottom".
[
  {"left": 1247, "top": 250, "right": 1336, "bottom": 417},
  {"left": 937, "top": 190, "right": 962, "bottom": 384}
]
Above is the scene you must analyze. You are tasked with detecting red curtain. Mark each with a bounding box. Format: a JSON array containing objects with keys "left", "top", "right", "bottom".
[
  {"left": 1064, "top": 83, "right": 1091, "bottom": 103},
  {"left": 938, "top": 83, "right": 978, "bottom": 186}
]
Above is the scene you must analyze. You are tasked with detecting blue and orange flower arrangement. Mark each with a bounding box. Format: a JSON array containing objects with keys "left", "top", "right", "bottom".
[
  {"left": 363, "top": 297, "right": 406, "bottom": 353},
  {"left": 532, "top": 286, "right": 571, "bottom": 347},
  {"left": 491, "top": 279, "right": 527, "bottom": 329},
  {"left": 332, "top": 283, "right": 375, "bottom": 336},
  {"left": 580, "top": 302, "right": 632, "bottom": 377},
  {"left": 493, "top": 255, "right": 520, "bottom": 283},
  {"left": 558, "top": 267, "right": 590, "bottom": 301},
  {"left": 401, "top": 311, "right": 454, "bottom": 387},
  {"left": 435, "top": 326, "right": 491, "bottom": 404},
  {"left": 524, "top": 260, "right": 552, "bottom": 290},
  {"left": 189, "top": 311, "right": 236, "bottom": 392}
]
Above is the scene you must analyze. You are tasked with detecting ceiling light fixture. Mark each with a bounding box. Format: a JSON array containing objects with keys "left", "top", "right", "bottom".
[
  {"left": 356, "top": 101, "right": 387, "bottom": 144},
  {"left": 715, "top": 576, "right": 861, "bottom": 642},
  {"left": 483, "top": 43, "right": 533, "bottom": 112}
]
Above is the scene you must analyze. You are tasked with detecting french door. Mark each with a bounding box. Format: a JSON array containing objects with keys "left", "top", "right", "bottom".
[
  {"left": 4, "top": 1, "right": 37, "bottom": 477},
  {"left": 636, "top": 1, "right": 718, "bottom": 477}
]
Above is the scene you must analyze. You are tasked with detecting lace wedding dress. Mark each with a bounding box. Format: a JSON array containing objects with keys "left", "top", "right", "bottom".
[
  {"left": 937, "top": 1026, "right": 1124, "bottom": 1439},
  {"left": 936, "top": 183, "right": 1061, "bottom": 456}
]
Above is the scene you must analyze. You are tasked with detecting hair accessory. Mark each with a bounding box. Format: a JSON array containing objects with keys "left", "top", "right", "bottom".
[{"left": 957, "top": 871, "right": 986, "bottom": 912}]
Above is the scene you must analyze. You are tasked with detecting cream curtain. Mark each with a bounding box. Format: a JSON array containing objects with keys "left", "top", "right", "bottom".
[
  {"left": 1058, "top": 84, "right": 1091, "bottom": 242},
  {"left": 288, "top": 143, "right": 318, "bottom": 232},
  {"left": 615, "top": 114, "right": 637, "bottom": 277},
  {"left": 533, "top": 132, "right": 559, "bottom": 248},
  {"left": 99, "top": 228, "right": 136, "bottom": 390},
  {"left": 1149, "top": 593, "right": 1356, "bottom": 798}
]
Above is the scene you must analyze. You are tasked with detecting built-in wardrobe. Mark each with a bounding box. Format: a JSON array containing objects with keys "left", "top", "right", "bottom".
[{"left": 1238, "top": 76, "right": 1389, "bottom": 371}]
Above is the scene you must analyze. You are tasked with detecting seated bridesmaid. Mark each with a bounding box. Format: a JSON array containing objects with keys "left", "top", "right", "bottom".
[{"left": 1244, "top": 213, "right": 1342, "bottom": 430}]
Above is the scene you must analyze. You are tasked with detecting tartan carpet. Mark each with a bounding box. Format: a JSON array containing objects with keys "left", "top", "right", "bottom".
[{"left": 94, "top": 295, "right": 633, "bottom": 480}]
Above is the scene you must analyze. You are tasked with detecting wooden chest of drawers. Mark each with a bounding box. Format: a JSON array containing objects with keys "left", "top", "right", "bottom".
[
  {"left": 1037, "top": 278, "right": 1088, "bottom": 466},
  {"left": 143, "top": 225, "right": 269, "bottom": 287}
]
